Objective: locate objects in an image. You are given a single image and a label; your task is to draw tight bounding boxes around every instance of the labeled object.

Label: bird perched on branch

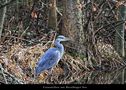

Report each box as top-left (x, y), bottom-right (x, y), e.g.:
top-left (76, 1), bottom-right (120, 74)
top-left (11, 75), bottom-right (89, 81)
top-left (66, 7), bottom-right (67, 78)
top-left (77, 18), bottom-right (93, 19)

top-left (35, 35), bottom-right (70, 76)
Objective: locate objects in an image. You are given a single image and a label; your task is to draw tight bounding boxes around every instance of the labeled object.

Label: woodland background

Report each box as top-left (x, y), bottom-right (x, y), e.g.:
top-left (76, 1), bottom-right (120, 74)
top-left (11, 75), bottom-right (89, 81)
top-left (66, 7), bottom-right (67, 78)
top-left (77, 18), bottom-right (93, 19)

top-left (0, 0), bottom-right (126, 84)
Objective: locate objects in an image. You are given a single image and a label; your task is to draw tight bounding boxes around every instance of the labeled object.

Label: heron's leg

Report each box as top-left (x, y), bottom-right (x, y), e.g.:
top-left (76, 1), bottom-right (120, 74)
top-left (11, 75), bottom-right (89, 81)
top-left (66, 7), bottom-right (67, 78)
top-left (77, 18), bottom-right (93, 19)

top-left (44, 68), bottom-right (53, 81)
top-left (47, 68), bottom-right (53, 75)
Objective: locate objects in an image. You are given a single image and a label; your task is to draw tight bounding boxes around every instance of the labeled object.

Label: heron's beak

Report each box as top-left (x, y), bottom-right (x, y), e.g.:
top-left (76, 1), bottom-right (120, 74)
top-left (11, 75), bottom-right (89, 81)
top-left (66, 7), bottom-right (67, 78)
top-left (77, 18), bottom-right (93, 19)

top-left (64, 37), bottom-right (71, 41)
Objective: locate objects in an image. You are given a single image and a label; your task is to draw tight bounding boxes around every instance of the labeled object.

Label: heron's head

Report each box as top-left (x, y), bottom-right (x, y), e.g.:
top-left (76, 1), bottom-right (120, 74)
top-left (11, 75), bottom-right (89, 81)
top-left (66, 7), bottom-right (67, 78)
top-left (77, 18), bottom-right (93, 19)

top-left (56, 35), bottom-right (70, 42)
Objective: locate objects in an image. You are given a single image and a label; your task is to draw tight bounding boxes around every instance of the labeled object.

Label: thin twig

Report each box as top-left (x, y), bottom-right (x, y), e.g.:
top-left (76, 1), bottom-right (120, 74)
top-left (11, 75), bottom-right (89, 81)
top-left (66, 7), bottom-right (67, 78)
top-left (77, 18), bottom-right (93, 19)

top-left (0, 63), bottom-right (25, 84)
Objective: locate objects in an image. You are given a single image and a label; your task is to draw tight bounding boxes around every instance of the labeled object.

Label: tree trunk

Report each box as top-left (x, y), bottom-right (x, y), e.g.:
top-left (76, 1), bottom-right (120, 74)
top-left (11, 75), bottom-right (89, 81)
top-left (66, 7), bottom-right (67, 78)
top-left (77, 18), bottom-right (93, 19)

top-left (115, 5), bottom-right (126, 57)
top-left (61, 0), bottom-right (85, 55)
top-left (48, 0), bottom-right (57, 31)
top-left (0, 0), bottom-right (7, 40)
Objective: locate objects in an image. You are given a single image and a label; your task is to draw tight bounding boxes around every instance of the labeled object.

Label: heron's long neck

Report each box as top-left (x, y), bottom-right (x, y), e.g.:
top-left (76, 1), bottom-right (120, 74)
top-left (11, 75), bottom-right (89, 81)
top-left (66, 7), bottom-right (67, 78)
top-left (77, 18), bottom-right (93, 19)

top-left (54, 40), bottom-right (64, 57)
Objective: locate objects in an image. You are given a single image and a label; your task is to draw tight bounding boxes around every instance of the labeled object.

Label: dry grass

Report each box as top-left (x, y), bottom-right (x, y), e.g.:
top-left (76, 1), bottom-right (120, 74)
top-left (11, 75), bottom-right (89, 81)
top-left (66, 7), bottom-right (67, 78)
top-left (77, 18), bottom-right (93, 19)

top-left (0, 42), bottom-right (88, 84)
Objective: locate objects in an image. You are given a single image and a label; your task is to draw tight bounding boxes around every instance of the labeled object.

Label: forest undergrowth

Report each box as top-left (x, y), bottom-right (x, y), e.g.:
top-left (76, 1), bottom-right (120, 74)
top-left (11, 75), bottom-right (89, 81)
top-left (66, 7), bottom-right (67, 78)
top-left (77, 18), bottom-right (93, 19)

top-left (0, 33), bottom-right (126, 84)
top-left (0, 0), bottom-right (126, 84)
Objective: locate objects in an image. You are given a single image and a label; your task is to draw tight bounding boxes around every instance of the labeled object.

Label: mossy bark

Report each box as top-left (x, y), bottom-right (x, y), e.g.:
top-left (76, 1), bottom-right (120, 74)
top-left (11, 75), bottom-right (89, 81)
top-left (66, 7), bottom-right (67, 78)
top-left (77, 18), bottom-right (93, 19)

top-left (115, 5), bottom-right (126, 57)
top-left (61, 0), bottom-right (85, 55)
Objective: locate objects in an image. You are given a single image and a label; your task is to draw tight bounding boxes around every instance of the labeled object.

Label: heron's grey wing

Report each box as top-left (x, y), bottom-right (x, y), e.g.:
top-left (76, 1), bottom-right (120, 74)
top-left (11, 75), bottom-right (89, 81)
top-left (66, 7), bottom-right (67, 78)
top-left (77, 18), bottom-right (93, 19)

top-left (41, 49), bottom-right (61, 68)
top-left (35, 48), bottom-right (61, 75)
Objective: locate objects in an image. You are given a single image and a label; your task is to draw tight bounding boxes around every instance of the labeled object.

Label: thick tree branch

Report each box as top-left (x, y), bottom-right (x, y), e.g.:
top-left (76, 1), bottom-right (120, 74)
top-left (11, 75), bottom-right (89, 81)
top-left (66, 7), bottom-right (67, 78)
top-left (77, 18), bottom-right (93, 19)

top-left (0, 0), bottom-right (16, 9)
